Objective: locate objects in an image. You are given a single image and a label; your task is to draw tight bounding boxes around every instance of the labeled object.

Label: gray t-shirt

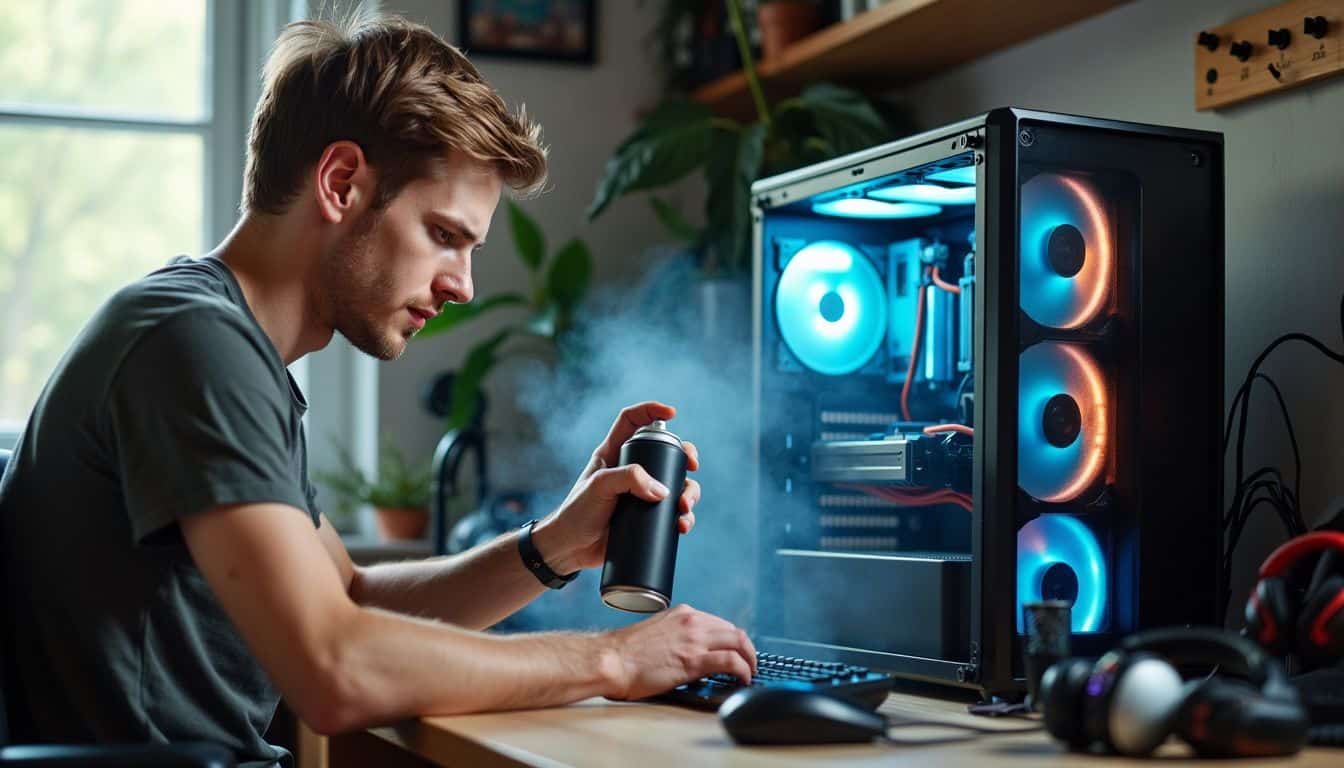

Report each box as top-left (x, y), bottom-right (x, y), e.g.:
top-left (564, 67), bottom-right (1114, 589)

top-left (0, 256), bottom-right (320, 767)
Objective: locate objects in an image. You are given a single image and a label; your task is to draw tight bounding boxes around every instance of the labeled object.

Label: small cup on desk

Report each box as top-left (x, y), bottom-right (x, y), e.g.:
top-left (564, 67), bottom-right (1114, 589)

top-left (1023, 600), bottom-right (1072, 712)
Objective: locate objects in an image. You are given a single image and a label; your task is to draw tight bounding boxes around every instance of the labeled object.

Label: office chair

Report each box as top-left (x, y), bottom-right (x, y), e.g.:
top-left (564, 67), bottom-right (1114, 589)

top-left (0, 448), bottom-right (235, 767)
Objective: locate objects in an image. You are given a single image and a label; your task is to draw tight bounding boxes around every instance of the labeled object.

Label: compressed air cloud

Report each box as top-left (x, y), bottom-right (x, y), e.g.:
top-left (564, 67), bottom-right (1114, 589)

top-left (501, 249), bottom-right (759, 632)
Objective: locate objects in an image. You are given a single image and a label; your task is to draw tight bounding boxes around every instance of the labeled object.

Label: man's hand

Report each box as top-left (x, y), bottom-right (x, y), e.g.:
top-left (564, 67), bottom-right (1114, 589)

top-left (533, 401), bottom-right (701, 573)
top-left (600, 604), bottom-right (757, 700)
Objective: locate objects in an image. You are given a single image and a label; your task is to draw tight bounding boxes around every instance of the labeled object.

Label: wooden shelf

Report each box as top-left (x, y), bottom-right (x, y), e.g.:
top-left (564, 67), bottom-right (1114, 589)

top-left (693, 0), bottom-right (1131, 119)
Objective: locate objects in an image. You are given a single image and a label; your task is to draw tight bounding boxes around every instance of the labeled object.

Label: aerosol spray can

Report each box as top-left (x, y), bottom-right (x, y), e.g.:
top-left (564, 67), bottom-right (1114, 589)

top-left (600, 420), bottom-right (688, 613)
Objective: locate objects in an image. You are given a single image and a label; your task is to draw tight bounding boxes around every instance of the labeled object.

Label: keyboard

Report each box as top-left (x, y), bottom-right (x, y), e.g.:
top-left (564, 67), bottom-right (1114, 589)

top-left (652, 652), bottom-right (896, 711)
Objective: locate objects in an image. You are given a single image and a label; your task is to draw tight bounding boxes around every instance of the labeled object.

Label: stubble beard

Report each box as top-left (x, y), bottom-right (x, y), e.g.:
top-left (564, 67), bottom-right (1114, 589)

top-left (320, 208), bottom-right (405, 361)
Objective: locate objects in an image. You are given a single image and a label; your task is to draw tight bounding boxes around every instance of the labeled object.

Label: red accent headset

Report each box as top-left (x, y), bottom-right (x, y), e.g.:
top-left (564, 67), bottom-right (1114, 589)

top-left (1245, 531), bottom-right (1344, 664)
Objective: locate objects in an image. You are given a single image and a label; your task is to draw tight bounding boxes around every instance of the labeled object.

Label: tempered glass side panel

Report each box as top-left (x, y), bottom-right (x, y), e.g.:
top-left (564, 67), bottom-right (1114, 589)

top-left (754, 149), bottom-right (980, 669)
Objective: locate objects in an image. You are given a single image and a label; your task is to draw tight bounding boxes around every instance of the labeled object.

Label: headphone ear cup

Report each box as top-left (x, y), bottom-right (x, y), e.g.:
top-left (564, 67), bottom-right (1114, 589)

top-left (1246, 577), bottom-right (1295, 654)
top-left (1296, 574), bottom-right (1344, 663)
top-left (1177, 678), bottom-right (1310, 757)
top-left (1041, 658), bottom-right (1094, 749)
top-left (1177, 678), bottom-right (1251, 756)
top-left (1102, 654), bottom-right (1185, 756)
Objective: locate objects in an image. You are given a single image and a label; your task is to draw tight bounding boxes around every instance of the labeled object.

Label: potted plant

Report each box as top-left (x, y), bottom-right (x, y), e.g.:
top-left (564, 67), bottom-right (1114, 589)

top-left (317, 441), bottom-right (433, 541)
top-left (588, 0), bottom-right (905, 281)
top-left (413, 200), bottom-right (592, 431)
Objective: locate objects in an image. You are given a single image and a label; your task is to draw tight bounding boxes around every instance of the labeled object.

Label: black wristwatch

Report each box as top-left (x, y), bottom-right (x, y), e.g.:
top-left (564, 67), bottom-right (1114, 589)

top-left (518, 519), bottom-right (580, 589)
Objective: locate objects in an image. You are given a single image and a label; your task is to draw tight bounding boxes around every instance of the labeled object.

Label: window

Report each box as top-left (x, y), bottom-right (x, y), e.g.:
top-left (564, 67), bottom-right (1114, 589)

top-left (0, 1), bottom-right (313, 448)
top-left (0, 2), bottom-right (373, 521)
top-left (0, 1), bottom-right (212, 442)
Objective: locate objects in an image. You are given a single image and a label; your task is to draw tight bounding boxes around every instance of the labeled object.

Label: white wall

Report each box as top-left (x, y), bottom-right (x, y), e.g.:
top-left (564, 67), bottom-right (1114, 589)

top-left (374, 0), bottom-right (682, 491)
top-left (892, 0), bottom-right (1344, 621)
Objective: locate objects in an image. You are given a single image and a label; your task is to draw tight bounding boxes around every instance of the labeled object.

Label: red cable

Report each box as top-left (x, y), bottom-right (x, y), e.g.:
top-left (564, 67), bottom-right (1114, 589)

top-left (923, 424), bottom-right (974, 437)
top-left (900, 269), bottom-right (929, 422)
top-left (931, 265), bottom-right (961, 294)
top-left (842, 484), bottom-right (973, 513)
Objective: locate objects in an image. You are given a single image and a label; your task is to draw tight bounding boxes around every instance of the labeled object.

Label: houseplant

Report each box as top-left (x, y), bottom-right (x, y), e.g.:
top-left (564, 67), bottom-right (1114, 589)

top-left (588, 0), bottom-right (903, 278)
top-left (414, 200), bottom-right (592, 430)
top-left (316, 440), bottom-right (434, 541)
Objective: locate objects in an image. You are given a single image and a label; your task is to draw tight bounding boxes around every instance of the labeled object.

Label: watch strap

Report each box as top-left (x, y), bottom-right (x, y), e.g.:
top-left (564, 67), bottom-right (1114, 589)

top-left (518, 519), bottom-right (579, 589)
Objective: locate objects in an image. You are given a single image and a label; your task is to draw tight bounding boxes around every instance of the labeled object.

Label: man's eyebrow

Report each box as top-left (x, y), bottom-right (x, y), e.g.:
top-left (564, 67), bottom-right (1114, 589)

top-left (431, 213), bottom-right (486, 247)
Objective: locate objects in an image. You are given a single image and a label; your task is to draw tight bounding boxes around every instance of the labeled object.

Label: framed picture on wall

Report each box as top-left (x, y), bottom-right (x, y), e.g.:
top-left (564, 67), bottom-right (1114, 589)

top-left (458, 1), bottom-right (597, 64)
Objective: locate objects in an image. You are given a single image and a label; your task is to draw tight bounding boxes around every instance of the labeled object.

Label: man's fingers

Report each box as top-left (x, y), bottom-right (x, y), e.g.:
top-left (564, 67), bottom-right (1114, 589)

top-left (694, 651), bottom-right (753, 685)
top-left (677, 510), bottom-right (695, 534)
top-left (677, 478), bottom-right (700, 513)
top-left (595, 401), bottom-right (677, 465)
top-left (698, 616), bottom-right (755, 674)
top-left (592, 465), bottom-right (668, 502)
top-left (704, 626), bottom-right (750, 654)
top-left (681, 440), bottom-right (700, 472)
top-left (738, 629), bottom-right (758, 674)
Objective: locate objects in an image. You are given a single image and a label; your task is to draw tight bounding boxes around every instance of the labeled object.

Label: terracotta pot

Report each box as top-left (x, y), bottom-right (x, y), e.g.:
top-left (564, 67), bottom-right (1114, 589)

top-left (757, 1), bottom-right (821, 62)
top-left (375, 506), bottom-right (429, 540)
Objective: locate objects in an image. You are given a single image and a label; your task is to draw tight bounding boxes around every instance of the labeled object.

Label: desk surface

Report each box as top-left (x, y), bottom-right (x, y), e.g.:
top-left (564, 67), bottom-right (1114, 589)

top-left (355, 689), bottom-right (1339, 768)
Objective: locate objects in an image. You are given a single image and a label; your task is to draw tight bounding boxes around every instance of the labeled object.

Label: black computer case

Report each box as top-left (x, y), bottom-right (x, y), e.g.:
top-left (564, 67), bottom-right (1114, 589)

top-left (750, 108), bottom-right (1224, 696)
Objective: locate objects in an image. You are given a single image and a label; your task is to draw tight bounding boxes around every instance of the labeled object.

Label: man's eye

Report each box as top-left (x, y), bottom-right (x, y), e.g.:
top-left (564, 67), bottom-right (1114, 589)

top-left (435, 226), bottom-right (454, 245)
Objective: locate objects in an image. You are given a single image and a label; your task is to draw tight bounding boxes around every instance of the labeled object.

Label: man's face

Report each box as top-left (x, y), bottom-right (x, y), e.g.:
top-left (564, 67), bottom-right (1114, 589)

top-left (320, 153), bottom-right (501, 360)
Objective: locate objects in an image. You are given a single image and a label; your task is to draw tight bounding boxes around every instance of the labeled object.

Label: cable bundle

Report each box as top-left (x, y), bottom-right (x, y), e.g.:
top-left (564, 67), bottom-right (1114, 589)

top-left (1221, 294), bottom-right (1344, 617)
top-left (841, 483), bottom-right (972, 513)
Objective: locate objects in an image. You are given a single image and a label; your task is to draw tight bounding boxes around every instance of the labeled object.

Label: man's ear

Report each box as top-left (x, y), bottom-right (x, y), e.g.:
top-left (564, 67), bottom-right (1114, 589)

top-left (313, 140), bottom-right (374, 224)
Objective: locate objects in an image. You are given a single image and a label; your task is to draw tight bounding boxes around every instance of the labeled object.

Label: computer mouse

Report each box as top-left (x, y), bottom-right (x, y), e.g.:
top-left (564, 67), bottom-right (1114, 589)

top-left (718, 687), bottom-right (888, 745)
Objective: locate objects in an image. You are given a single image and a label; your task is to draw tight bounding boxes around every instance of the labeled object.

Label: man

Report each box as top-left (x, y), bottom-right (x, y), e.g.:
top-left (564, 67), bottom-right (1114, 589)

top-left (0, 12), bottom-right (755, 767)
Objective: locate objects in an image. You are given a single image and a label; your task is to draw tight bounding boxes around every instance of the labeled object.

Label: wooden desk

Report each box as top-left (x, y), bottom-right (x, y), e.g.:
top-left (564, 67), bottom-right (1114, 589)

top-left (328, 689), bottom-right (1340, 767)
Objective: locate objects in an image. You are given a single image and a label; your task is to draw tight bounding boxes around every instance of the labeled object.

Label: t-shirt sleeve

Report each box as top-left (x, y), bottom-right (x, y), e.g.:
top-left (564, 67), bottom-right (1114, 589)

top-left (105, 306), bottom-right (312, 544)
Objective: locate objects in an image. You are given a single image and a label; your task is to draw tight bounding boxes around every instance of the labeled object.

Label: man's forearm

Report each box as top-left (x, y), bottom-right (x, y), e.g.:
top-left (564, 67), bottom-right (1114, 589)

top-left (350, 516), bottom-right (579, 629)
top-left (315, 604), bottom-right (618, 733)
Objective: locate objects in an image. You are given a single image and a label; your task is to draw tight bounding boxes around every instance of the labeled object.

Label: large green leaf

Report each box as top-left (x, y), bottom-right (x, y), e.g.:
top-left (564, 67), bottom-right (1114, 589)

top-left (705, 122), bottom-right (765, 274)
top-left (507, 200), bottom-right (545, 272)
top-left (796, 83), bottom-right (889, 157)
top-left (546, 238), bottom-right (592, 315)
top-left (649, 196), bottom-right (699, 242)
top-left (449, 329), bottom-right (512, 430)
top-left (586, 99), bottom-right (714, 220)
top-left (415, 293), bottom-right (526, 340)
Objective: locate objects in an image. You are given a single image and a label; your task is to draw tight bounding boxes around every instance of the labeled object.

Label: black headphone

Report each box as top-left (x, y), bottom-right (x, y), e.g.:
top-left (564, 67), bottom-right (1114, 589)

top-left (1039, 626), bottom-right (1310, 758)
top-left (1245, 531), bottom-right (1344, 666)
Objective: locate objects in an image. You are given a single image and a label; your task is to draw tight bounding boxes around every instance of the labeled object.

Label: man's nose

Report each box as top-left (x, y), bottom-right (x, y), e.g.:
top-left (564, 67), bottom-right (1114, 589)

top-left (433, 269), bottom-right (473, 306)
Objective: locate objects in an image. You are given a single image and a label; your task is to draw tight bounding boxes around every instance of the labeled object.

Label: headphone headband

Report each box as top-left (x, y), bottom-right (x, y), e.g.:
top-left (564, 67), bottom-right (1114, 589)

top-left (1260, 531), bottom-right (1344, 579)
top-left (1120, 626), bottom-right (1276, 687)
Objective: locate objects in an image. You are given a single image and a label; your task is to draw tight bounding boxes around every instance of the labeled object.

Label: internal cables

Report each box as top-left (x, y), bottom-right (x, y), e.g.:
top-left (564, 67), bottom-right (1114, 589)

top-left (900, 267), bottom-right (930, 422)
top-left (902, 265), bottom-right (964, 422)
top-left (841, 483), bottom-right (973, 513)
top-left (1219, 293), bottom-right (1344, 618)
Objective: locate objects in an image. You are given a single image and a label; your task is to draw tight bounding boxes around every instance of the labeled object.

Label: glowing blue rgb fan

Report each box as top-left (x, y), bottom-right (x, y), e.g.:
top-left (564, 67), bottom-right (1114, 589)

top-left (1018, 342), bottom-right (1108, 503)
top-left (1017, 514), bottom-right (1108, 633)
top-left (775, 240), bottom-right (887, 376)
top-left (1019, 173), bottom-right (1112, 329)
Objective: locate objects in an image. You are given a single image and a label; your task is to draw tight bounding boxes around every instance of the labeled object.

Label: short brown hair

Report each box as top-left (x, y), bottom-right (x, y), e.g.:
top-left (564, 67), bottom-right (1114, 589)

top-left (242, 11), bottom-right (548, 214)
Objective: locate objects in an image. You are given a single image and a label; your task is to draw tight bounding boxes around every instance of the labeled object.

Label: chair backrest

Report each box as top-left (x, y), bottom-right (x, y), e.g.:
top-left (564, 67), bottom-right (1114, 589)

top-left (0, 447), bottom-right (10, 745)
